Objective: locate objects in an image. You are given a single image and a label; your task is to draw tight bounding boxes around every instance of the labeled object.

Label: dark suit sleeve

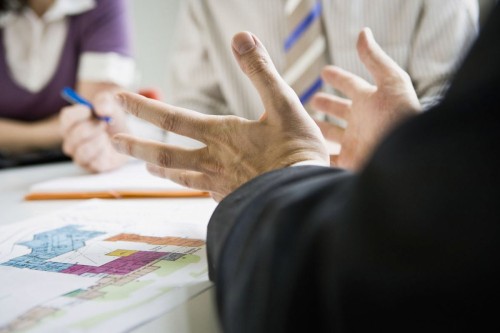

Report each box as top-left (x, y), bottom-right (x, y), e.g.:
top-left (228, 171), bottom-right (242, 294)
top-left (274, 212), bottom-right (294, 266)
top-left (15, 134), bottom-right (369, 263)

top-left (207, 5), bottom-right (500, 333)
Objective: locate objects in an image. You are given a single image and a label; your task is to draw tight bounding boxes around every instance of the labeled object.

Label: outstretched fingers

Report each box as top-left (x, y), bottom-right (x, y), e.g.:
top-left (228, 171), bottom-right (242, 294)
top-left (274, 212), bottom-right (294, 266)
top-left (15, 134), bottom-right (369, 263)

top-left (311, 92), bottom-right (351, 120)
top-left (147, 164), bottom-right (225, 201)
top-left (116, 92), bottom-right (212, 142)
top-left (315, 119), bottom-right (345, 144)
top-left (231, 31), bottom-right (302, 120)
top-left (112, 134), bottom-right (209, 173)
top-left (357, 27), bottom-right (407, 86)
top-left (321, 65), bottom-right (373, 100)
top-left (147, 164), bottom-right (212, 191)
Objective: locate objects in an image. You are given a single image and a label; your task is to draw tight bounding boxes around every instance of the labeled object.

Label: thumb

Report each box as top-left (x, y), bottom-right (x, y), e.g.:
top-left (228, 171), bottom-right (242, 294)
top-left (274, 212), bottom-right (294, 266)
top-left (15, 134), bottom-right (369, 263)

top-left (232, 31), bottom-right (300, 119)
top-left (357, 28), bottom-right (404, 86)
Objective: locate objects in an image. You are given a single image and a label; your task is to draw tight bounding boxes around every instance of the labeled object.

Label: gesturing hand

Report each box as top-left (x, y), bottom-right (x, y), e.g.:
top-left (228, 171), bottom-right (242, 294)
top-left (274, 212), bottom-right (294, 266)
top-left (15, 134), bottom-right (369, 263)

top-left (312, 28), bottom-right (421, 170)
top-left (112, 32), bottom-right (329, 201)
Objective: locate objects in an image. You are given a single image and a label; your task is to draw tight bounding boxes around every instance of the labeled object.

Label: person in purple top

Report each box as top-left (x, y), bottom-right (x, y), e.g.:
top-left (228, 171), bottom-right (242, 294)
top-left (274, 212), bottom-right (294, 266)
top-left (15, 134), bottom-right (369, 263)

top-left (0, 0), bottom-right (134, 171)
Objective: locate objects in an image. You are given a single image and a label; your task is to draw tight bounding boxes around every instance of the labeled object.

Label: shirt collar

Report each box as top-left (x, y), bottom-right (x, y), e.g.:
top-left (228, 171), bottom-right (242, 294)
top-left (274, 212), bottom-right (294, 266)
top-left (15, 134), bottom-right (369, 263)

top-left (0, 0), bottom-right (96, 27)
top-left (0, 12), bottom-right (14, 27)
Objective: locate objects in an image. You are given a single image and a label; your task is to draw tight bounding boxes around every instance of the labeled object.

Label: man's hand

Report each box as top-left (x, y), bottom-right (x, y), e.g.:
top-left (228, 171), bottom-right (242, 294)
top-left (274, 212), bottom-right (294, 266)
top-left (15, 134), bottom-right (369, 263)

top-left (112, 32), bottom-right (329, 202)
top-left (60, 93), bottom-right (130, 173)
top-left (312, 28), bottom-right (421, 170)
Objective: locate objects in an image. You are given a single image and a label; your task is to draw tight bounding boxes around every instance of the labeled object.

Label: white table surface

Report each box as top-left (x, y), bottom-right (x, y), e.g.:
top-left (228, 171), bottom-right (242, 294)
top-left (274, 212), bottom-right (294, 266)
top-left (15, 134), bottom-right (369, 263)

top-left (0, 162), bottom-right (221, 333)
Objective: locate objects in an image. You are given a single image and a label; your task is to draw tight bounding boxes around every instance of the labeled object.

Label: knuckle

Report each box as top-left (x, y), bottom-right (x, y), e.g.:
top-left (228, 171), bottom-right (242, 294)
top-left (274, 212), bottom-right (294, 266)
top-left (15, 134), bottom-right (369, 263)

top-left (74, 154), bottom-right (87, 167)
top-left (157, 150), bottom-right (172, 167)
top-left (123, 139), bottom-right (133, 155)
top-left (177, 171), bottom-right (193, 188)
top-left (244, 53), bottom-right (271, 77)
top-left (62, 141), bottom-right (73, 155)
top-left (159, 114), bottom-right (178, 132)
top-left (59, 107), bottom-right (71, 123)
top-left (399, 70), bottom-right (412, 83)
top-left (88, 162), bottom-right (102, 174)
top-left (86, 147), bottom-right (106, 172)
top-left (114, 137), bottom-right (132, 155)
top-left (196, 149), bottom-right (220, 174)
top-left (59, 107), bottom-right (80, 132)
top-left (124, 97), bottom-right (143, 118)
top-left (88, 160), bottom-right (100, 173)
top-left (212, 161), bottom-right (225, 176)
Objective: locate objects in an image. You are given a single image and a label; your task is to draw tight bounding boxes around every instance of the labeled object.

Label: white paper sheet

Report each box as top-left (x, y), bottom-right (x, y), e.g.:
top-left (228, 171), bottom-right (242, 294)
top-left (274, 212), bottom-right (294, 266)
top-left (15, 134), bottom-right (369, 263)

top-left (27, 161), bottom-right (192, 193)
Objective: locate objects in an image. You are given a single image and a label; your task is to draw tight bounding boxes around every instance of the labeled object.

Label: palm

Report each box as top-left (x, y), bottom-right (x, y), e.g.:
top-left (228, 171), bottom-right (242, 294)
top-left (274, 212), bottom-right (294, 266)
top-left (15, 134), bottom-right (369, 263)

top-left (313, 29), bottom-right (420, 170)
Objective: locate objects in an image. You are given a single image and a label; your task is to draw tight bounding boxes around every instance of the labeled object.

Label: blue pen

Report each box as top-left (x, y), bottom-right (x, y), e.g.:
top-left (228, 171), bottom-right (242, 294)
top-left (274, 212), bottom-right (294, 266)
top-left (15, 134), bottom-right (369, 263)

top-left (61, 87), bottom-right (112, 123)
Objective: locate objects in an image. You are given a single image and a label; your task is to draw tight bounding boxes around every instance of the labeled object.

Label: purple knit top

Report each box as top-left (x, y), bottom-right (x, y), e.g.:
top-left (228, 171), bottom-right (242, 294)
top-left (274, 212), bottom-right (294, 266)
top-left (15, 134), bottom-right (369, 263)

top-left (0, 0), bottom-right (132, 122)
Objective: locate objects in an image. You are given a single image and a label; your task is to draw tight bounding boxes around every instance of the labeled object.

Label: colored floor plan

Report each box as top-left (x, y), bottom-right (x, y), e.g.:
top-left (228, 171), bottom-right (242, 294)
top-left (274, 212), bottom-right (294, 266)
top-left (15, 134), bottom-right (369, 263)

top-left (0, 199), bottom-right (216, 333)
top-left (2, 225), bottom-right (105, 273)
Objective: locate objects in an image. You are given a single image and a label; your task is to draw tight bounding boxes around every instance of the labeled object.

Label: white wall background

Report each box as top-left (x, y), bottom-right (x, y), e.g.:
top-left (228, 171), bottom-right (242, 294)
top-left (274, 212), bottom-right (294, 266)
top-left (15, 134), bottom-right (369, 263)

top-left (126, 0), bottom-right (182, 100)
top-left (125, 0), bottom-right (203, 146)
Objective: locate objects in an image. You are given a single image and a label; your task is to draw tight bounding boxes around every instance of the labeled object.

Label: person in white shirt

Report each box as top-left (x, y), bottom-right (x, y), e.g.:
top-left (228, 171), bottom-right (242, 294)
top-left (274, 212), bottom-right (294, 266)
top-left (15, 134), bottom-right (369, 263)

top-left (169, 0), bottom-right (478, 118)
top-left (164, 0), bottom-right (479, 167)
top-left (63, 0), bottom-right (479, 173)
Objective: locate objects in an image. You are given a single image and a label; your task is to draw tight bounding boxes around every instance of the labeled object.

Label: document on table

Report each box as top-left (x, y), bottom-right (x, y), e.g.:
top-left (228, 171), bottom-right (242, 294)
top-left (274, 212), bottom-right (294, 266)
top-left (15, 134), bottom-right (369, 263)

top-left (0, 199), bottom-right (218, 333)
top-left (25, 161), bottom-right (208, 200)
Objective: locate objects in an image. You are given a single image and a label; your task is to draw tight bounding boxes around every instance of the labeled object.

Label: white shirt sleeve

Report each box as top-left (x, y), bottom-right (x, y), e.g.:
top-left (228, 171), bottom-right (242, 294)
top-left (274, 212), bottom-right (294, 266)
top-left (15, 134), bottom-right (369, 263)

top-left (409, 0), bottom-right (479, 109)
top-left (77, 52), bottom-right (135, 87)
top-left (290, 160), bottom-right (330, 167)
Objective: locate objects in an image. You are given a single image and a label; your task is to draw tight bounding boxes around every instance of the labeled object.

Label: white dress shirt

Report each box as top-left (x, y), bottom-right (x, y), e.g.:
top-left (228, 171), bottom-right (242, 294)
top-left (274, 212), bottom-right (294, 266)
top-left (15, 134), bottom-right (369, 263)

top-left (168, 0), bottom-right (479, 120)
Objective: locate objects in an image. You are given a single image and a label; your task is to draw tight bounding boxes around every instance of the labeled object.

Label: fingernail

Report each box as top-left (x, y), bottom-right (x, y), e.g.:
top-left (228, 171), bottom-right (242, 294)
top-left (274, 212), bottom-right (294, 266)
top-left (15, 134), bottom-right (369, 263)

top-left (233, 32), bottom-right (256, 55)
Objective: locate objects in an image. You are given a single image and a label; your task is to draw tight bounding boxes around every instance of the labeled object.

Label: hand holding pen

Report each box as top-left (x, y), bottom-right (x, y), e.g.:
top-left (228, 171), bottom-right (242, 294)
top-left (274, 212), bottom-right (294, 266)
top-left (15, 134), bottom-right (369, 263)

top-left (59, 88), bottom-right (130, 173)
top-left (59, 87), bottom-right (162, 173)
top-left (61, 87), bottom-right (112, 123)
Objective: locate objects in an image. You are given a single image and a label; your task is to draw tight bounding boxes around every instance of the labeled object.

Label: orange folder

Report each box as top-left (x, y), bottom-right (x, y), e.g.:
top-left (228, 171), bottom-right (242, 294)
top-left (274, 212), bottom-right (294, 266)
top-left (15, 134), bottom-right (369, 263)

top-left (25, 190), bottom-right (209, 200)
top-left (24, 163), bottom-right (210, 201)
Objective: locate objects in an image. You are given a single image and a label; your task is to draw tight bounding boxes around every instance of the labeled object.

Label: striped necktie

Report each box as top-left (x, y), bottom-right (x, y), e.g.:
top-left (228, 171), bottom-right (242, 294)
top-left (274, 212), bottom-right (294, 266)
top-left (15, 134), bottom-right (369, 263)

top-left (283, 0), bottom-right (329, 116)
